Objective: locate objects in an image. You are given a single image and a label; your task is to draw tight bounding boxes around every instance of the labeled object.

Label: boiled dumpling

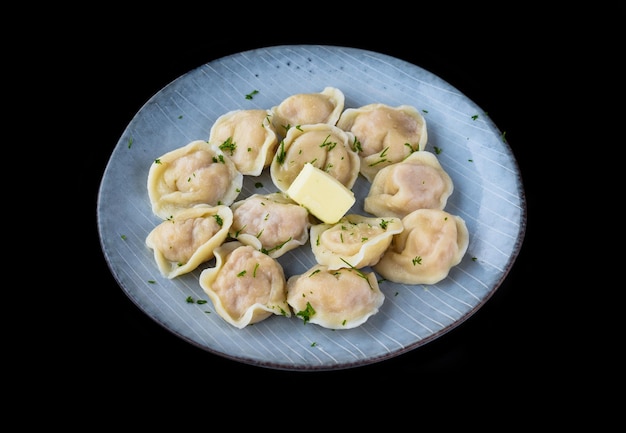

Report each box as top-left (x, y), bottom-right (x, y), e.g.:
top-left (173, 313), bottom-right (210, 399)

top-left (229, 192), bottom-right (311, 258)
top-left (364, 151), bottom-right (453, 218)
top-left (270, 123), bottom-right (360, 193)
top-left (208, 109), bottom-right (279, 176)
top-left (310, 214), bottom-right (403, 270)
top-left (145, 204), bottom-right (233, 279)
top-left (374, 208), bottom-right (469, 285)
top-left (271, 87), bottom-right (344, 137)
top-left (199, 241), bottom-right (291, 329)
top-left (336, 103), bottom-right (428, 182)
top-left (286, 264), bottom-right (384, 329)
top-left (147, 139), bottom-right (243, 220)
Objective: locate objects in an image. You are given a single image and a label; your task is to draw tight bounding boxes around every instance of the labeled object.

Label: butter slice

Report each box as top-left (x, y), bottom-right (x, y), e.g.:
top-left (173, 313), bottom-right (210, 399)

top-left (287, 163), bottom-right (355, 224)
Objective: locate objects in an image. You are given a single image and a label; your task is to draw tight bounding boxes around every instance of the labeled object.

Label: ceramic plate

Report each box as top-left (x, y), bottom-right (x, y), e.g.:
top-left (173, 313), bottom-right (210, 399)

top-left (98, 45), bottom-right (526, 371)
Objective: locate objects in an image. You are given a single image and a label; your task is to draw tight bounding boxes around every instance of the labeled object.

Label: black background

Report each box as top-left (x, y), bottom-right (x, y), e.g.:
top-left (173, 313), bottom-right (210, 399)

top-left (71, 3), bottom-right (620, 418)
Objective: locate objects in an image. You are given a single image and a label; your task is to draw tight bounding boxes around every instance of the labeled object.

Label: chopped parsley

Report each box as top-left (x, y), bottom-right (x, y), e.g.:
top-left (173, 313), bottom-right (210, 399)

top-left (296, 302), bottom-right (316, 324)
top-left (276, 140), bottom-right (286, 164)
top-left (320, 134), bottom-right (337, 151)
top-left (261, 237), bottom-right (292, 255)
top-left (219, 137), bottom-right (236, 155)
top-left (369, 147), bottom-right (390, 167)
top-left (351, 136), bottom-right (362, 153)
top-left (404, 142), bottom-right (419, 153)
top-left (339, 259), bottom-right (373, 289)
top-left (186, 296), bottom-right (208, 305)
top-left (245, 90), bottom-right (259, 100)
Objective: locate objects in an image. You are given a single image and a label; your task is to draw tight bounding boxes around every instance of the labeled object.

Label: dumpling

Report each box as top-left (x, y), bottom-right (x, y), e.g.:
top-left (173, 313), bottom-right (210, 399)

top-left (199, 241), bottom-right (291, 329)
top-left (208, 109), bottom-right (279, 176)
top-left (147, 139), bottom-right (243, 220)
top-left (286, 264), bottom-right (384, 329)
top-left (145, 204), bottom-right (233, 279)
top-left (270, 123), bottom-right (360, 193)
top-left (310, 214), bottom-right (403, 270)
top-left (229, 192), bottom-right (311, 258)
top-left (336, 103), bottom-right (428, 182)
top-left (373, 208), bottom-right (469, 285)
top-left (271, 87), bottom-right (344, 137)
top-left (364, 151), bottom-right (454, 218)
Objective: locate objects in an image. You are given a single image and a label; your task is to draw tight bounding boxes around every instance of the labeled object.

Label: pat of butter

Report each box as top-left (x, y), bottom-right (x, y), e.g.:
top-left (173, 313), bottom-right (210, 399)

top-left (287, 163), bottom-right (355, 224)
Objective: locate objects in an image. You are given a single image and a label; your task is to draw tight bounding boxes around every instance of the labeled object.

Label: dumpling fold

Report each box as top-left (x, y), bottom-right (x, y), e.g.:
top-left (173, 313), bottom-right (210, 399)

top-left (373, 208), bottom-right (469, 285)
top-left (271, 86), bottom-right (345, 137)
top-left (364, 150), bottom-right (453, 218)
top-left (229, 192), bottom-right (311, 258)
top-left (145, 204), bottom-right (233, 279)
top-left (310, 214), bottom-right (403, 270)
top-left (208, 109), bottom-right (279, 176)
top-left (270, 123), bottom-right (360, 193)
top-left (199, 241), bottom-right (291, 329)
top-left (147, 139), bottom-right (243, 219)
top-left (287, 264), bottom-right (384, 329)
top-left (336, 103), bottom-right (428, 182)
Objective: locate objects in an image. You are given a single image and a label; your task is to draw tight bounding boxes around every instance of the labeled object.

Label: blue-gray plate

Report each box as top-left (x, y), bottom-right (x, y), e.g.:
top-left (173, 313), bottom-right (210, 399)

top-left (97, 45), bottom-right (526, 371)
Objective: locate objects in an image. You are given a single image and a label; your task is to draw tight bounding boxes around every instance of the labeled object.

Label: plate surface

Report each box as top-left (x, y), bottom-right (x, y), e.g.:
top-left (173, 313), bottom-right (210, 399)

top-left (98, 45), bottom-right (526, 371)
